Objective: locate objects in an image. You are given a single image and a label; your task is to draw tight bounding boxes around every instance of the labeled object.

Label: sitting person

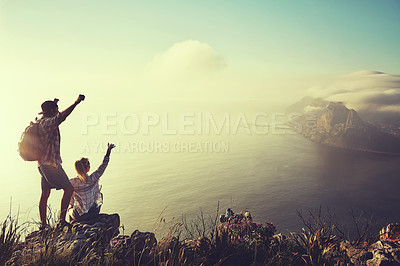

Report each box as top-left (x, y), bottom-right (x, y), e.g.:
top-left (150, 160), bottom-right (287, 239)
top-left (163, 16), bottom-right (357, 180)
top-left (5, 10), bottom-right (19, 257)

top-left (69, 143), bottom-right (115, 222)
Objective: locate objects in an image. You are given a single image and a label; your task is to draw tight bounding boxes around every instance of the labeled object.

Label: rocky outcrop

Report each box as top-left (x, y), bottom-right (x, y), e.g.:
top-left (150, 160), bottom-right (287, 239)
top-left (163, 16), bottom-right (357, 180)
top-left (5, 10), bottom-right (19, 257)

top-left (291, 102), bottom-right (400, 154)
top-left (381, 224), bottom-right (400, 242)
top-left (6, 214), bottom-right (121, 265)
top-left (5, 210), bottom-right (277, 265)
top-left (340, 223), bottom-right (400, 266)
top-left (5, 210), bottom-right (400, 265)
top-left (5, 213), bottom-right (169, 265)
top-left (339, 224), bottom-right (400, 265)
top-left (109, 230), bottom-right (158, 265)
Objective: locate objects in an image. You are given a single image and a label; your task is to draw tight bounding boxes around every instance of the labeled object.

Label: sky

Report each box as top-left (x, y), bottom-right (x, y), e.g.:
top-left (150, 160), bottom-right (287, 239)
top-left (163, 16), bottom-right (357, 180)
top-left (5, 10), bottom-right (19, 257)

top-left (0, 1), bottom-right (399, 188)
top-left (0, 0), bottom-right (399, 229)
top-left (0, 1), bottom-right (398, 145)
top-left (0, 1), bottom-right (399, 106)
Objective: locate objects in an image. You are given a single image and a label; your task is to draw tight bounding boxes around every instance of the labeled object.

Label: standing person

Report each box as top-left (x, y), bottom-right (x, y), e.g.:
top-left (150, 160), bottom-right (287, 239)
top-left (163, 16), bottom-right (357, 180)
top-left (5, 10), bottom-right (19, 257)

top-left (38, 94), bottom-right (85, 229)
top-left (69, 143), bottom-right (115, 222)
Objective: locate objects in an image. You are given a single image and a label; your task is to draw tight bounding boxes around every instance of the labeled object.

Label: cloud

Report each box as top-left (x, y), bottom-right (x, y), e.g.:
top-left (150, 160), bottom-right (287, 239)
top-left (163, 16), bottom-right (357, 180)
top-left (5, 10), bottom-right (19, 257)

top-left (307, 70), bottom-right (400, 114)
top-left (303, 105), bottom-right (323, 113)
top-left (363, 90), bottom-right (400, 106)
top-left (137, 39), bottom-right (228, 100)
top-left (144, 39), bottom-right (226, 83)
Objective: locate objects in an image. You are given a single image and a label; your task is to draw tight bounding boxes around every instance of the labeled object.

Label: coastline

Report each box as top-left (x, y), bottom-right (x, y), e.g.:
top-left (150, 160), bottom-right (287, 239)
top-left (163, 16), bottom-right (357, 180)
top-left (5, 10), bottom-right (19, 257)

top-left (287, 123), bottom-right (400, 156)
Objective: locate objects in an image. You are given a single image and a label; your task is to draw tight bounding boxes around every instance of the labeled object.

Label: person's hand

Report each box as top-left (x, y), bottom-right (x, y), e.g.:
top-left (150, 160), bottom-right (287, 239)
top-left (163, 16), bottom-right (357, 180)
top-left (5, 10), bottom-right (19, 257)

top-left (75, 94), bottom-right (85, 104)
top-left (106, 143), bottom-right (115, 157)
top-left (107, 143), bottom-right (116, 151)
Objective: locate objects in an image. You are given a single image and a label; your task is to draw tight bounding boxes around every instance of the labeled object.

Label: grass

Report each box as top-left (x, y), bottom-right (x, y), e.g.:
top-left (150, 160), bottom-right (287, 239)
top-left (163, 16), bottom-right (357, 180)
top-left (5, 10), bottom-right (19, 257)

top-left (1, 204), bottom-right (381, 265)
top-left (0, 214), bottom-right (21, 265)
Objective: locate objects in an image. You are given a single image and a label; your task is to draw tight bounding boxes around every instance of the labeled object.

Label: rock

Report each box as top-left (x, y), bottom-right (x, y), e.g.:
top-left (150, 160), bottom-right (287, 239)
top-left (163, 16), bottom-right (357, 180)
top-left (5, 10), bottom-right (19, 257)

top-left (380, 224), bottom-right (400, 242)
top-left (6, 213), bottom-right (120, 265)
top-left (244, 211), bottom-right (252, 222)
top-left (130, 230), bottom-right (157, 251)
top-left (366, 250), bottom-right (393, 266)
top-left (371, 241), bottom-right (385, 250)
top-left (340, 240), bottom-right (371, 264)
top-left (7, 211), bottom-right (400, 266)
top-left (365, 238), bottom-right (400, 266)
top-left (108, 230), bottom-right (157, 265)
top-left (392, 250), bottom-right (400, 263)
top-left (219, 208), bottom-right (253, 223)
top-left (110, 235), bottom-right (131, 248)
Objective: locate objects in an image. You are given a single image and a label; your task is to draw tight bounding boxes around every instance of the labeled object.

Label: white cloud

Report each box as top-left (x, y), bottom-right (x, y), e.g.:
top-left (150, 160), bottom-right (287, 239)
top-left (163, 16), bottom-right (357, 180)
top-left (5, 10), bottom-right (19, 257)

top-left (307, 70), bottom-right (400, 113)
top-left (137, 39), bottom-right (228, 101)
top-left (144, 39), bottom-right (226, 84)
top-left (303, 105), bottom-right (323, 113)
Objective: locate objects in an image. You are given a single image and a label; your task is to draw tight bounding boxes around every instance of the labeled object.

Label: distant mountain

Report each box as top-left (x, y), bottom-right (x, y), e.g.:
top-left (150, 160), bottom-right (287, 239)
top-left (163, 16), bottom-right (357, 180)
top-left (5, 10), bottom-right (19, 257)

top-left (290, 102), bottom-right (400, 154)
top-left (287, 70), bottom-right (400, 134)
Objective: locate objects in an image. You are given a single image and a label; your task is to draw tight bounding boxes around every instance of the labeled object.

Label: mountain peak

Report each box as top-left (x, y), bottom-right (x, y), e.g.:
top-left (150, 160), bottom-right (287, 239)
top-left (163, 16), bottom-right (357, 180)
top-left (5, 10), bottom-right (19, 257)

top-left (345, 109), bottom-right (364, 128)
top-left (290, 101), bottom-right (400, 154)
top-left (326, 101), bottom-right (347, 110)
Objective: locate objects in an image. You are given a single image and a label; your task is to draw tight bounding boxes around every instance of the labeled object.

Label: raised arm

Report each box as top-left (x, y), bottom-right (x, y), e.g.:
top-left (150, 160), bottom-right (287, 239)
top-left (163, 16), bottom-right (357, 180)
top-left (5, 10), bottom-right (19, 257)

top-left (88, 143), bottom-right (115, 183)
top-left (105, 143), bottom-right (115, 157)
top-left (60, 94), bottom-right (85, 121)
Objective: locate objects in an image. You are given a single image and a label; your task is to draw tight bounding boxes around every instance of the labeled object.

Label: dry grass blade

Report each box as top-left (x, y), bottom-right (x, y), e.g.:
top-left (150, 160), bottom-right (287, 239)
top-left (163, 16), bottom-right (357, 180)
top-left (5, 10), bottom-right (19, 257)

top-left (0, 202), bottom-right (22, 265)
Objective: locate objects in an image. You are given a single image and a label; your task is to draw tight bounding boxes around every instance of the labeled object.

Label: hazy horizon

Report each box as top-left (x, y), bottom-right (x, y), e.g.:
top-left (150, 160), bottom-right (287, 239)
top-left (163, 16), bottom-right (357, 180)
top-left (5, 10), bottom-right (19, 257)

top-left (1, 1), bottom-right (400, 229)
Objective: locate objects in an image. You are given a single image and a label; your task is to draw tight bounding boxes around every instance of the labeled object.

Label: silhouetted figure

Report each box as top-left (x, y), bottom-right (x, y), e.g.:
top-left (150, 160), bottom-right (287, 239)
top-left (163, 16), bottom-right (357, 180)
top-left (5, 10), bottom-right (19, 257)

top-left (69, 143), bottom-right (115, 222)
top-left (37, 95), bottom-right (85, 229)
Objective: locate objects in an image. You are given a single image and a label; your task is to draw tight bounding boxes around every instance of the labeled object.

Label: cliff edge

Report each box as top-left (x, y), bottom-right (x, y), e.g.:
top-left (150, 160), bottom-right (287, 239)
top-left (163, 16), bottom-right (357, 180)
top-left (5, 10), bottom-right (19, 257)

top-left (5, 211), bottom-right (400, 265)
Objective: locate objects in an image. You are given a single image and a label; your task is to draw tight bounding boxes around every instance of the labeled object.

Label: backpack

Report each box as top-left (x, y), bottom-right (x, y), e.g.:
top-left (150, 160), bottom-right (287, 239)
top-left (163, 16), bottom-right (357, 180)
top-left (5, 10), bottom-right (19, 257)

top-left (18, 119), bottom-right (44, 161)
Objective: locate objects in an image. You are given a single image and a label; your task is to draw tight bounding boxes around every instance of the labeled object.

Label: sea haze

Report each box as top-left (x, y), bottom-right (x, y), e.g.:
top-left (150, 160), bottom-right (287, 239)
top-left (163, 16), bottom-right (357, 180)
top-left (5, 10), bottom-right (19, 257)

top-left (97, 131), bottom-right (400, 236)
top-left (2, 103), bottom-right (400, 237)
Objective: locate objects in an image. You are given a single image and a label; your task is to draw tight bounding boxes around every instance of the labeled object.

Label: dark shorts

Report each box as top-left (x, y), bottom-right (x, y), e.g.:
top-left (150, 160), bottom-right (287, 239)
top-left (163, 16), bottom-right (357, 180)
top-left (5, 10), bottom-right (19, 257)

top-left (71, 203), bottom-right (101, 222)
top-left (38, 164), bottom-right (72, 190)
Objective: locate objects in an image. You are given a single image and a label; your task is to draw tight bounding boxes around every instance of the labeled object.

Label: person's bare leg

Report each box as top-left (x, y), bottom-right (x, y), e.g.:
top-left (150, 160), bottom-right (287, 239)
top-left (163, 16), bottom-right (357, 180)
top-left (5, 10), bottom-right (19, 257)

top-left (59, 185), bottom-right (74, 222)
top-left (39, 189), bottom-right (51, 227)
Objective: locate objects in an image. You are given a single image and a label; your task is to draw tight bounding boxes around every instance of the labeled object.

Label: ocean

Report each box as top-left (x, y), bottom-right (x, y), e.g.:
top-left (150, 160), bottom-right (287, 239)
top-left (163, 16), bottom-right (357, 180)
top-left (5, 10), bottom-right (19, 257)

top-left (2, 105), bottom-right (400, 239)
